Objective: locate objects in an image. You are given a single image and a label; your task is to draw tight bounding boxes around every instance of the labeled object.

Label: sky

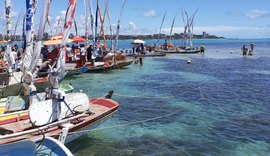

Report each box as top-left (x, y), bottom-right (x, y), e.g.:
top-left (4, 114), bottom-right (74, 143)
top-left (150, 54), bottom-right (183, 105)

top-left (1, 0), bottom-right (270, 39)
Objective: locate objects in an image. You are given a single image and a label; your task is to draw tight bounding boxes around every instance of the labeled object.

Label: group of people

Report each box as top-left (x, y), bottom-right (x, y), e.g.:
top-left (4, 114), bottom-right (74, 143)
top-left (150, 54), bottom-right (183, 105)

top-left (40, 43), bottom-right (99, 69)
top-left (0, 44), bottom-right (23, 72)
top-left (241, 42), bottom-right (254, 56)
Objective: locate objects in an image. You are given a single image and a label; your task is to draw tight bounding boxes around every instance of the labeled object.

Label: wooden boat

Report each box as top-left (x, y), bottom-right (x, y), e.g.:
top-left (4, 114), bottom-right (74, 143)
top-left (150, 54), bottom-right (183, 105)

top-left (114, 59), bottom-right (133, 68)
top-left (0, 136), bottom-right (73, 155)
top-left (155, 47), bottom-right (200, 54)
top-left (0, 97), bottom-right (119, 145)
top-left (83, 61), bottom-right (114, 73)
top-left (127, 51), bottom-right (166, 57)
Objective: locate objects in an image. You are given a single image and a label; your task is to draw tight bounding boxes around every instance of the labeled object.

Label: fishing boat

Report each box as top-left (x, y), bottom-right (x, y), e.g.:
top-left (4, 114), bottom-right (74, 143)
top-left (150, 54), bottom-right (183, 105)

top-left (0, 136), bottom-right (73, 155)
top-left (0, 95), bottom-right (119, 145)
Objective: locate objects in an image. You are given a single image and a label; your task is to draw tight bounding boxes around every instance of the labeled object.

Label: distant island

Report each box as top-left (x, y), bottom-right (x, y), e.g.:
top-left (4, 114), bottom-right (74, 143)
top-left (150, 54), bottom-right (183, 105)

top-left (115, 33), bottom-right (225, 40)
top-left (0, 32), bottom-right (225, 42)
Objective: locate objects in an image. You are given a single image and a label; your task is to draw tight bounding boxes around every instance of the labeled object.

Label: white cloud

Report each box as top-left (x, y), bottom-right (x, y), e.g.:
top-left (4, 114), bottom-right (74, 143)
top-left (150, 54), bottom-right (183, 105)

top-left (245, 9), bottom-right (270, 19)
top-left (143, 10), bottom-right (156, 18)
top-left (129, 22), bottom-right (137, 30)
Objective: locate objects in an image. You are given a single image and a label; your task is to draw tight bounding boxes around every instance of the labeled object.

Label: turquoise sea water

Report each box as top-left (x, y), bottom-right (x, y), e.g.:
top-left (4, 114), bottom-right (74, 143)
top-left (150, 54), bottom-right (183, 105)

top-left (63, 39), bottom-right (270, 155)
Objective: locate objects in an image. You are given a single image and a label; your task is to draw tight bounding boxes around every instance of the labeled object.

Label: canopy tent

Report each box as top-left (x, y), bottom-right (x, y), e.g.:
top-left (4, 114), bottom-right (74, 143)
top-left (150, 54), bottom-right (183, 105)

top-left (43, 38), bottom-right (73, 45)
top-left (48, 34), bottom-right (63, 40)
top-left (71, 36), bottom-right (86, 43)
top-left (131, 39), bottom-right (145, 44)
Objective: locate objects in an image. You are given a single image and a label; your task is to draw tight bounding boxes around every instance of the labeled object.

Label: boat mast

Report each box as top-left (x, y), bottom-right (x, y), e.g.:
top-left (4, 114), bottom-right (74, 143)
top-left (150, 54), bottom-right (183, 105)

top-left (156, 10), bottom-right (167, 48)
top-left (84, 0), bottom-right (88, 45)
top-left (89, 0), bottom-right (95, 43)
top-left (97, 0), bottom-right (106, 50)
top-left (104, 0), bottom-right (113, 50)
top-left (169, 13), bottom-right (177, 43)
top-left (113, 0), bottom-right (126, 51)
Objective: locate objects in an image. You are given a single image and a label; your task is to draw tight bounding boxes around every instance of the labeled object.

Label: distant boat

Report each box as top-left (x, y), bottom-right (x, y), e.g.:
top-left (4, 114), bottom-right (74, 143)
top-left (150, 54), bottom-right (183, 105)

top-left (155, 9), bottom-right (201, 54)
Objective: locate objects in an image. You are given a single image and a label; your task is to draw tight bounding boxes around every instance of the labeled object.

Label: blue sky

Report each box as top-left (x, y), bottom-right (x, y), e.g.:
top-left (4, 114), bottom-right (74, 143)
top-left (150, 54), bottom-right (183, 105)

top-left (1, 0), bottom-right (270, 38)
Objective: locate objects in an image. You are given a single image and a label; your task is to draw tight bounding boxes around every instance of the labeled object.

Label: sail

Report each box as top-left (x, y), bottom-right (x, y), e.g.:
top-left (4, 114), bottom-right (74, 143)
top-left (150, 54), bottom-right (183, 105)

top-left (156, 10), bottom-right (167, 47)
top-left (5, 0), bottom-right (13, 69)
top-left (169, 14), bottom-right (177, 42)
top-left (84, 0), bottom-right (88, 45)
top-left (54, 0), bottom-right (77, 85)
top-left (22, 0), bottom-right (36, 72)
top-left (113, 0), bottom-right (126, 51)
top-left (104, 0), bottom-right (113, 49)
top-left (89, 0), bottom-right (95, 42)
top-left (97, 1), bottom-right (106, 50)
top-left (5, 0), bottom-right (12, 41)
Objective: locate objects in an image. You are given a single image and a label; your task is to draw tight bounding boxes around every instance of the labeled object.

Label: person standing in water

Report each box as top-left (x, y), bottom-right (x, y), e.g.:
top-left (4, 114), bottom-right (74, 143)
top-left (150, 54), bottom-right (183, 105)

top-left (199, 44), bottom-right (205, 54)
top-left (250, 42), bottom-right (254, 55)
top-left (241, 44), bottom-right (248, 56)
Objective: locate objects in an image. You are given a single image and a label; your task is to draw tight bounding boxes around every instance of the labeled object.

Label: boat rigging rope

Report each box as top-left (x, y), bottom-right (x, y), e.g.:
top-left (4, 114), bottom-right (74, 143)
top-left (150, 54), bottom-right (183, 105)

top-left (66, 108), bottom-right (184, 135)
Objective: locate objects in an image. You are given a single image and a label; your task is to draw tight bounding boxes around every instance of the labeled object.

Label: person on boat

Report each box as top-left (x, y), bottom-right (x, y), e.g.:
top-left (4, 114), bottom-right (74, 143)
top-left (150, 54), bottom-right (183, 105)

top-left (39, 59), bottom-right (52, 72)
top-left (41, 45), bottom-right (49, 62)
top-left (87, 44), bottom-right (93, 63)
top-left (241, 44), bottom-right (248, 56)
top-left (164, 39), bottom-right (168, 50)
top-left (80, 44), bottom-right (86, 65)
top-left (0, 52), bottom-right (6, 72)
top-left (66, 45), bottom-right (73, 63)
top-left (11, 47), bottom-right (17, 70)
top-left (199, 44), bottom-right (205, 54)
top-left (50, 45), bottom-right (60, 65)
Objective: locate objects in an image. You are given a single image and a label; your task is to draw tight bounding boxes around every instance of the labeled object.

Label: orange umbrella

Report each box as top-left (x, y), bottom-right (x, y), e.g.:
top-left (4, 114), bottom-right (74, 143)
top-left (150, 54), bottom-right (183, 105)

top-left (43, 38), bottom-right (73, 45)
top-left (72, 36), bottom-right (86, 42)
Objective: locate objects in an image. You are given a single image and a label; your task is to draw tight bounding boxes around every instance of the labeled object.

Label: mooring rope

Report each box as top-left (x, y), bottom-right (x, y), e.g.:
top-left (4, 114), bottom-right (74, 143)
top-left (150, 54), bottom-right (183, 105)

top-left (113, 93), bottom-right (175, 99)
top-left (66, 108), bottom-right (184, 135)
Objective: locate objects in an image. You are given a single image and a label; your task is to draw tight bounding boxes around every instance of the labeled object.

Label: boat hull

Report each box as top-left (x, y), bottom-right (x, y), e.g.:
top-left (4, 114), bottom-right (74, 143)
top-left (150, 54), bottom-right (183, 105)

top-left (0, 98), bottom-right (119, 145)
top-left (155, 49), bottom-right (200, 54)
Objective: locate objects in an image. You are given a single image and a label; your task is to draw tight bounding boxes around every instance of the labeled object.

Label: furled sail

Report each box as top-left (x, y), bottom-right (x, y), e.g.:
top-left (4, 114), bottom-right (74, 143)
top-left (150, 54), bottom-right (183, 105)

top-left (5, 0), bottom-right (13, 71)
top-left (50, 0), bottom-right (77, 88)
